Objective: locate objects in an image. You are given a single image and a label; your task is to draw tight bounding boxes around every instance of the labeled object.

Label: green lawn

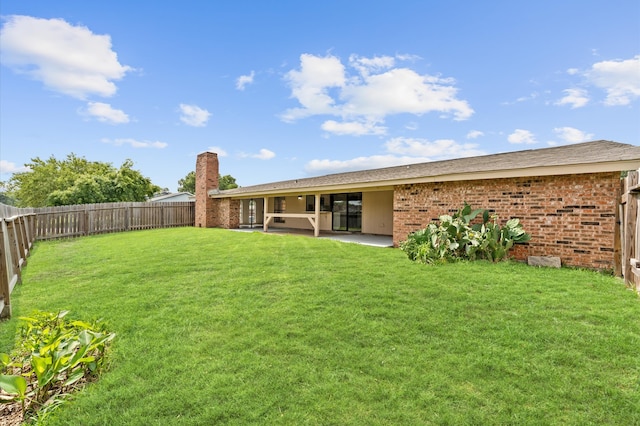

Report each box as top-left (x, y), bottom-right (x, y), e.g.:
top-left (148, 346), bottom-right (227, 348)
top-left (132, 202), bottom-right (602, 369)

top-left (1, 227), bottom-right (639, 425)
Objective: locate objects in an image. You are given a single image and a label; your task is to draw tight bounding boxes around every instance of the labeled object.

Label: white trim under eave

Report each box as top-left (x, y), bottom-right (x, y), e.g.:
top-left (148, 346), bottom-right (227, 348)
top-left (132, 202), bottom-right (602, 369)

top-left (209, 160), bottom-right (640, 199)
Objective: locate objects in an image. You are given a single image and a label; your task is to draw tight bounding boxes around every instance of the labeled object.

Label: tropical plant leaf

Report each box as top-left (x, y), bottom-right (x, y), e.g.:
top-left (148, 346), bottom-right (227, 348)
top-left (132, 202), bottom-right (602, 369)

top-left (63, 369), bottom-right (85, 387)
top-left (0, 374), bottom-right (27, 396)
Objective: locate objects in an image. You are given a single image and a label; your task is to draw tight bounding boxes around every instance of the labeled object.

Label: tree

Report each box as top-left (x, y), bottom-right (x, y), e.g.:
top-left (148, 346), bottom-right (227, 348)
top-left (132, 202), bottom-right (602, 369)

top-left (0, 181), bottom-right (15, 205)
top-left (0, 191), bottom-right (16, 206)
top-left (177, 171), bottom-right (238, 192)
top-left (7, 154), bottom-right (161, 207)
top-left (219, 174), bottom-right (238, 190)
top-left (177, 171), bottom-right (195, 193)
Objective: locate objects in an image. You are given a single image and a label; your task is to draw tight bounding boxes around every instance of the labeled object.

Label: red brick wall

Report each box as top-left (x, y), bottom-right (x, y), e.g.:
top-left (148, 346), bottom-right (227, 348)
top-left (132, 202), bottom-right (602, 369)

top-left (212, 198), bottom-right (240, 229)
top-left (195, 152), bottom-right (219, 228)
top-left (393, 172), bottom-right (620, 270)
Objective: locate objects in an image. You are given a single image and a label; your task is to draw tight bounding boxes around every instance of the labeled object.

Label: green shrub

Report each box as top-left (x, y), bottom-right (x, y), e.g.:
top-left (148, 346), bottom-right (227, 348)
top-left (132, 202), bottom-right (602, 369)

top-left (400, 203), bottom-right (531, 264)
top-left (0, 310), bottom-right (115, 422)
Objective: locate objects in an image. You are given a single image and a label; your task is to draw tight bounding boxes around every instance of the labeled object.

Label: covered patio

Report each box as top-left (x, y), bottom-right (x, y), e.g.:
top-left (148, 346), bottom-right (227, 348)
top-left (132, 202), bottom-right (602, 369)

top-left (232, 226), bottom-right (393, 247)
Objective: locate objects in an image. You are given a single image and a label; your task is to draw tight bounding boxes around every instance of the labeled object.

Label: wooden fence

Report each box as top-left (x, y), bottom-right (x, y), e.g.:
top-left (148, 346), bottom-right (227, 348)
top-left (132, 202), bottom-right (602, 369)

top-left (0, 207), bottom-right (37, 318)
top-left (619, 170), bottom-right (640, 293)
top-left (0, 201), bottom-right (194, 318)
top-left (34, 202), bottom-right (194, 240)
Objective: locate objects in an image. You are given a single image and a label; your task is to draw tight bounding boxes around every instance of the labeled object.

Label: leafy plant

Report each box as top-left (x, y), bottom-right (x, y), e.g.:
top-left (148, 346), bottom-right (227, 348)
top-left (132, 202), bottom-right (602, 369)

top-left (0, 374), bottom-right (27, 413)
top-left (0, 310), bottom-right (115, 422)
top-left (401, 203), bottom-right (531, 265)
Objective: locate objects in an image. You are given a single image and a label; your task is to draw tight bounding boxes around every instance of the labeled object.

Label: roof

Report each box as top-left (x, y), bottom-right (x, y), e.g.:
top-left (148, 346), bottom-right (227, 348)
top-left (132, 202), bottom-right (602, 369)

top-left (148, 192), bottom-right (194, 202)
top-left (211, 140), bottom-right (640, 198)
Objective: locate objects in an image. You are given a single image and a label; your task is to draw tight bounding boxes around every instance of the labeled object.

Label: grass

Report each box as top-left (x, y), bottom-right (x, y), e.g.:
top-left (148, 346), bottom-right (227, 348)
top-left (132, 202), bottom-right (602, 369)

top-left (1, 227), bottom-right (639, 425)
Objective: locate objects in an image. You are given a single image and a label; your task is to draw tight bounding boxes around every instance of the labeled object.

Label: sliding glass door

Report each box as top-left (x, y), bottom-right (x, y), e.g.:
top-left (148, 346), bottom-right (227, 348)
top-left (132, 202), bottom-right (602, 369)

top-left (331, 193), bottom-right (362, 232)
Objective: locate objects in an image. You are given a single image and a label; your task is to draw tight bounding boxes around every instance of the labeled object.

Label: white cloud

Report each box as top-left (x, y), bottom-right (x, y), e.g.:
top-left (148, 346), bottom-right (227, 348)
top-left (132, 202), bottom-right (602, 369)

top-left (84, 102), bottom-right (129, 124)
top-left (348, 54), bottom-right (395, 76)
top-left (306, 155), bottom-right (425, 174)
top-left (395, 53), bottom-right (421, 62)
top-left (207, 146), bottom-right (228, 157)
top-left (553, 127), bottom-right (594, 144)
top-left (0, 160), bottom-right (29, 174)
top-left (0, 15), bottom-right (132, 99)
top-left (466, 130), bottom-right (484, 139)
top-left (254, 149), bottom-right (275, 160)
top-left (179, 104), bottom-right (211, 127)
top-left (281, 53), bottom-right (473, 131)
top-left (102, 138), bottom-right (167, 149)
top-left (385, 137), bottom-right (484, 158)
top-left (503, 92), bottom-right (539, 105)
top-left (305, 137), bottom-right (485, 174)
top-left (281, 54), bottom-right (346, 121)
top-left (566, 68), bottom-right (579, 75)
top-left (508, 129), bottom-right (537, 144)
top-left (236, 71), bottom-right (255, 90)
top-left (321, 120), bottom-right (387, 136)
top-left (587, 55), bottom-right (640, 106)
top-left (555, 88), bottom-right (589, 109)
top-left (240, 148), bottom-right (276, 160)
top-left (342, 68), bottom-right (473, 120)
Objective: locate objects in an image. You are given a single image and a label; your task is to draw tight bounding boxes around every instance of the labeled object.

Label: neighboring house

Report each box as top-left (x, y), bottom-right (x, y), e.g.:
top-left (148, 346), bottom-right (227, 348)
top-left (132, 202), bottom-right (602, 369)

top-left (148, 192), bottom-right (194, 202)
top-left (194, 140), bottom-right (640, 271)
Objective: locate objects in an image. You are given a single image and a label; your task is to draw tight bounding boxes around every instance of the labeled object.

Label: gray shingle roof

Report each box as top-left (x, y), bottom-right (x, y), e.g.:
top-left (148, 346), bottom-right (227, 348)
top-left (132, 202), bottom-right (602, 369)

top-left (211, 140), bottom-right (640, 197)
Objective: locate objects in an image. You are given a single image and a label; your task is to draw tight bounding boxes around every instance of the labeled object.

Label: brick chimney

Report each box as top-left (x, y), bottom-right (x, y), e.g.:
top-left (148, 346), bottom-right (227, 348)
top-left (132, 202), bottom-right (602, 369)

top-left (195, 151), bottom-right (219, 227)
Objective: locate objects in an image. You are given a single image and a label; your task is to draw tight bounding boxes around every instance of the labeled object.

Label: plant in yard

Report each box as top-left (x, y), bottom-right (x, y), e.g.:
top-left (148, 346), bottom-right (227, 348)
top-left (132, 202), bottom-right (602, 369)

top-left (401, 203), bottom-right (531, 264)
top-left (0, 373), bottom-right (27, 413)
top-left (469, 216), bottom-right (531, 262)
top-left (0, 310), bottom-right (115, 422)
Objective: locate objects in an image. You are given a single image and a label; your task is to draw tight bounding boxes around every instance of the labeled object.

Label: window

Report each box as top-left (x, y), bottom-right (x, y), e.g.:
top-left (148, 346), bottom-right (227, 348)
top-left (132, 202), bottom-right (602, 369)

top-left (305, 195), bottom-right (329, 212)
top-left (248, 199), bottom-right (256, 225)
top-left (331, 193), bottom-right (362, 232)
top-left (274, 196), bottom-right (286, 223)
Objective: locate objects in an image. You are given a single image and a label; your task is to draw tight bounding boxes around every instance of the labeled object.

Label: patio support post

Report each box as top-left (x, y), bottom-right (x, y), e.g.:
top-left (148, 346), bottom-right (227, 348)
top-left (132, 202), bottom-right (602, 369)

top-left (263, 197), bottom-right (269, 232)
top-left (314, 193), bottom-right (320, 237)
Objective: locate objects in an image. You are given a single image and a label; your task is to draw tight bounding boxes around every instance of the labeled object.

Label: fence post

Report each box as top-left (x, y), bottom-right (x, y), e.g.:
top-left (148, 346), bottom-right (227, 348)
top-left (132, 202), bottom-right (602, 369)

top-left (16, 216), bottom-right (28, 260)
top-left (0, 220), bottom-right (10, 318)
top-left (614, 185), bottom-right (622, 277)
top-left (21, 215), bottom-right (32, 253)
top-left (0, 219), bottom-right (17, 318)
top-left (624, 192), bottom-right (633, 285)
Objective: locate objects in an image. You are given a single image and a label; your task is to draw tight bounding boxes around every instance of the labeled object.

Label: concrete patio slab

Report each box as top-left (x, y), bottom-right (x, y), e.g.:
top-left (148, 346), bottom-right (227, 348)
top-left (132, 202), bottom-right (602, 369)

top-left (232, 227), bottom-right (394, 247)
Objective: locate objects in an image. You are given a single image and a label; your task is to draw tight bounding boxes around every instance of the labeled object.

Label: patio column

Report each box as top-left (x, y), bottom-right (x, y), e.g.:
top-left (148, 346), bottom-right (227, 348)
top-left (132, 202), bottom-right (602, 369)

top-left (263, 196), bottom-right (269, 232)
top-left (314, 193), bottom-right (320, 237)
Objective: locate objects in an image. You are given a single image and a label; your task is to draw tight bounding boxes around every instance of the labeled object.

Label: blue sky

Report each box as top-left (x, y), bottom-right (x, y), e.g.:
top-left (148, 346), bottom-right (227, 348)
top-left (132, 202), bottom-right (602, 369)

top-left (1, 1), bottom-right (639, 191)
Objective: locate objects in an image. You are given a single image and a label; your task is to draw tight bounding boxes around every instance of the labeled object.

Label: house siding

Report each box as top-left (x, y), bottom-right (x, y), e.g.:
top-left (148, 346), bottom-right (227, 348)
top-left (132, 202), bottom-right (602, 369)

top-left (362, 190), bottom-right (394, 236)
top-left (393, 172), bottom-right (619, 270)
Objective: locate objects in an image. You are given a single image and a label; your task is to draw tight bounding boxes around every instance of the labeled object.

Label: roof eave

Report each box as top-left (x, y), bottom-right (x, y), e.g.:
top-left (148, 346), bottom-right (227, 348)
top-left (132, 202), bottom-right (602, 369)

top-left (208, 160), bottom-right (639, 199)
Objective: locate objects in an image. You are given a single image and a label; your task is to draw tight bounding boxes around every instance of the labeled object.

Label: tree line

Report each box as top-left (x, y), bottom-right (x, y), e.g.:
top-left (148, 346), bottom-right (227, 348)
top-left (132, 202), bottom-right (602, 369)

top-left (1, 154), bottom-right (237, 207)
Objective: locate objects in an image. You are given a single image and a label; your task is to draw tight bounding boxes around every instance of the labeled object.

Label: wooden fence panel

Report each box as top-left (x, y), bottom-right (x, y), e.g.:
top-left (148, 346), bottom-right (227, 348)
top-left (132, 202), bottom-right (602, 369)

top-left (0, 219), bottom-right (18, 318)
top-left (32, 202), bottom-right (194, 240)
top-left (36, 208), bottom-right (85, 240)
top-left (0, 214), bottom-right (34, 318)
top-left (620, 171), bottom-right (640, 293)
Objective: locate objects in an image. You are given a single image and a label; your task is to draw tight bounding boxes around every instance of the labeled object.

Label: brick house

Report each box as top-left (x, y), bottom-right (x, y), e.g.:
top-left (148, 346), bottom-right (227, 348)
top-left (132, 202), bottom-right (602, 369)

top-left (195, 140), bottom-right (640, 270)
